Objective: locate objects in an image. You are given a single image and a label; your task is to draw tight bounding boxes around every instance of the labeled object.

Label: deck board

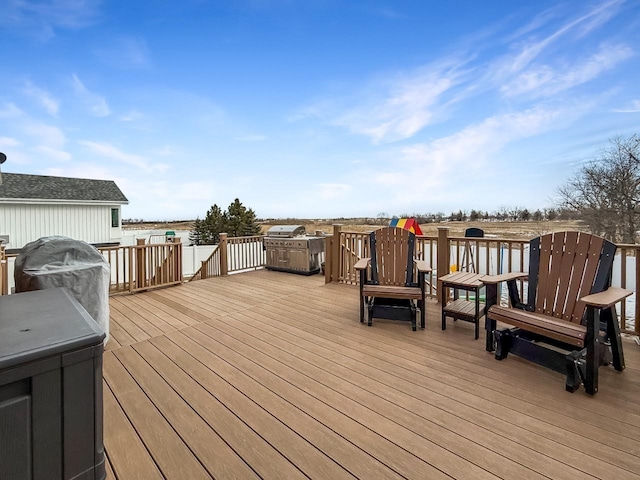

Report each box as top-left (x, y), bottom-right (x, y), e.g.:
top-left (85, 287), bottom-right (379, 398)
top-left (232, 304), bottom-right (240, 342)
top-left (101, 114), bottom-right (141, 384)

top-left (217, 307), bottom-right (635, 478)
top-left (104, 270), bottom-right (640, 479)
top-left (159, 331), bottom-right (403, 480)
top-left (267, 291), bottom-right (640, 429)
top-left (220, 309), bottom-right (633, 477)
top-left (112, 345), bottom-right (261, 479)
top-left (102, 375), bottom-right (164, 480)
top-left (103, 351), bottom-right (211, 479)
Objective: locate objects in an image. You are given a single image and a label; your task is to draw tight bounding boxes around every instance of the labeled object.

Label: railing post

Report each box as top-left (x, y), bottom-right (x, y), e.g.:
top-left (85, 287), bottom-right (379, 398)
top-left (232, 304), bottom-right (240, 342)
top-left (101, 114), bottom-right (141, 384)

top-left (331, 224), bottom-right (342, 283)
top-left (437, 227), bottom-right (450, 302)
top-left (220, 233), bottom-right (228, 276)
top-left (201, 260), bottom-right (208, 280)
top-left (173, 238), bottom-right (183, 282)
top-left (324, 234), bottom-right (332, 284)
top-left (135, 238), bottom-right (146, 292)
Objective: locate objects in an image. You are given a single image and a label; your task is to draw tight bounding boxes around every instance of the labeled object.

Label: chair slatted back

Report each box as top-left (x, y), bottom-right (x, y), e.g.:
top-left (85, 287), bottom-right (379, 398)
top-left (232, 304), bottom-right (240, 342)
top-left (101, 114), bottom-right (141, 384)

top-left (527, 231), bottom-right (616, 324)
top-left (370, 227), bottom-right (415, 286)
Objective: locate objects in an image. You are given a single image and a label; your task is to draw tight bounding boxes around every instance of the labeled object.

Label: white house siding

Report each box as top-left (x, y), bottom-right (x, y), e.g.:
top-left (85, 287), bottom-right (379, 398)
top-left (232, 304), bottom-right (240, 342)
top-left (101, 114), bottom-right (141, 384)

top-left (0, 203), bottom-right (121, 249)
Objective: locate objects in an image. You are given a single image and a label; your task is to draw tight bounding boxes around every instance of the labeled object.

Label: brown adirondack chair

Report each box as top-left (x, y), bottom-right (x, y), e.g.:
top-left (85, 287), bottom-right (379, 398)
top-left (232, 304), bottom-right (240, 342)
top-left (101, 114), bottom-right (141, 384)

top-left (354, 227), bottom-right (431, 331)
top-left (483, 231), bottom-right (632, 395)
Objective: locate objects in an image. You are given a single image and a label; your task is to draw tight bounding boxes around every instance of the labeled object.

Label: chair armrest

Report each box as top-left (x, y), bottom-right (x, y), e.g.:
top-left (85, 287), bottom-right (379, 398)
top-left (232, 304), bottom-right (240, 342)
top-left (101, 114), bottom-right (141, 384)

top-left (581, 287), bottom-right (633, 308)
top-left (414, 260), bottom-right (432, 273)
top-left (354, 258), bottom-right (370, 270)
top-left (481, 272), bottom-right (527, 284)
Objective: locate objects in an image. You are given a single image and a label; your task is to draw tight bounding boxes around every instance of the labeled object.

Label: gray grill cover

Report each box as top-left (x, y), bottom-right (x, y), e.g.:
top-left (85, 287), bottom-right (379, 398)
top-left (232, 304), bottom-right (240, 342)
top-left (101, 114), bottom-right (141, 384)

top-left (14, 236), bottom-right (110, 343)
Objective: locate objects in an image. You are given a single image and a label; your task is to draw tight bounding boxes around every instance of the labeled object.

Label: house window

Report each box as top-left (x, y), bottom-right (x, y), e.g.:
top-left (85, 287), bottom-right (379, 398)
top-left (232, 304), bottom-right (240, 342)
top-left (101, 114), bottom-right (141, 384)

top-left (111, 208), bottom-right (119, 228)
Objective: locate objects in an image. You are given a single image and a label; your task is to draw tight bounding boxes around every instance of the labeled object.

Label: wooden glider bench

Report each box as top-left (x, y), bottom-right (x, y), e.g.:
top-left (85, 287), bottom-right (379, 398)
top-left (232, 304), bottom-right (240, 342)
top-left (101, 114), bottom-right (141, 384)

top-left (483, 231), bottom-right (632, 395)
top-left (355, 227), bottom-right (431, 331)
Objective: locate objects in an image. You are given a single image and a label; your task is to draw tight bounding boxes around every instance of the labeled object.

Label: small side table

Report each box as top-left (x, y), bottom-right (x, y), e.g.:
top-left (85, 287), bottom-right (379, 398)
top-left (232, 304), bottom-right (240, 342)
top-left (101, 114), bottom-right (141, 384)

top-left (439, 272), bottom-right (484, 340)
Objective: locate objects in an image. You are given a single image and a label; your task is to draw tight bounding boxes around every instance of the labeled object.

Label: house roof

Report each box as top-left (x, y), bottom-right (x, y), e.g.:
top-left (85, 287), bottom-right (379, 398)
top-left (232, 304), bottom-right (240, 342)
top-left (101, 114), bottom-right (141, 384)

top-left (0, 172), bottom-right (128, 203)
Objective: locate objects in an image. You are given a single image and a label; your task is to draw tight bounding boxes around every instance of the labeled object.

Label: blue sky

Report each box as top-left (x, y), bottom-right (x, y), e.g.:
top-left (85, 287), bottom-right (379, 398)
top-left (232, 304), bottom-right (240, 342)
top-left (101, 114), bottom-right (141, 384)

top-left (0, 0), bottom-right (639, 220)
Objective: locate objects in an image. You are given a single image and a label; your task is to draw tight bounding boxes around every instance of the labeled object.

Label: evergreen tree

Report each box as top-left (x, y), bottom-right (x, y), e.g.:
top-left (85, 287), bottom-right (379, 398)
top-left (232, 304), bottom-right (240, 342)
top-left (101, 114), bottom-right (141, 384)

top-left (203, 204), bottom-right (226, 244)
top-left (189, 218), bottom-right (204, 245)
top-left (189, 199), bottom-right (261, 245)
top-left (225, 198), bottom-right (261, 237)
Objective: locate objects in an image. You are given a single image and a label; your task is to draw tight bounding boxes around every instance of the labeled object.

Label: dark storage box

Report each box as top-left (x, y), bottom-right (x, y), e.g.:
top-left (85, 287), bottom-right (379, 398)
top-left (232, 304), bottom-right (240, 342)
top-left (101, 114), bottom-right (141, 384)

top-left (0, 288), bottom-right (106, 480)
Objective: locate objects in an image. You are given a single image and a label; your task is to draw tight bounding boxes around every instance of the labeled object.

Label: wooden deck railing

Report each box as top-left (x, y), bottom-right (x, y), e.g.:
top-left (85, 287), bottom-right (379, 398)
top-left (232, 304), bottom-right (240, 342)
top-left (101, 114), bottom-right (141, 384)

top-left (324, 225), bottom-right (640, 335)
top-left (1, 228), bottom-right (639, 335)
top-left (0, 240), bottom-right (183, 296)
top-left (190, 245), bottom-right (221, 281)
top-left (100, 239), bottom-right (183, 293)
top-left (227, 234), bottom-right (265, 272)
top-left (189, 233), bottom-right (266, 281)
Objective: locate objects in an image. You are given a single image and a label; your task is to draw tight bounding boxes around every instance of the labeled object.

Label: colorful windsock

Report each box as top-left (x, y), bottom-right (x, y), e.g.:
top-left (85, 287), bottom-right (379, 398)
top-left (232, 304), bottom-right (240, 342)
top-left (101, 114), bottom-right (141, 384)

top-left (388, 218), bottom-right (423, 235)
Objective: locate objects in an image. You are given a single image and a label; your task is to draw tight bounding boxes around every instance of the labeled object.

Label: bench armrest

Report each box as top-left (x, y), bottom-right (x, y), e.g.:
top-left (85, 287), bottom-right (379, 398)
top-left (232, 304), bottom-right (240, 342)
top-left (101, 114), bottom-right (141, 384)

top-left (481, 272), bottom-right (527, 284)
top-left (414, 260), bottom-right (432, 273)
top-left (354, 258), bottom-right (370, 270)
top-left (581, 287), bottom-right (633, 308)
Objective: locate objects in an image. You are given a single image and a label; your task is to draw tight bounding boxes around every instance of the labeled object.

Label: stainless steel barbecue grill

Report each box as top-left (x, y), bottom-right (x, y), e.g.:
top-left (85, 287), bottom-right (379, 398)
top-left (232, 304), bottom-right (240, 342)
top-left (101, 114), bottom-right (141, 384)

top-left (264, 225), bottom-right (325, 275)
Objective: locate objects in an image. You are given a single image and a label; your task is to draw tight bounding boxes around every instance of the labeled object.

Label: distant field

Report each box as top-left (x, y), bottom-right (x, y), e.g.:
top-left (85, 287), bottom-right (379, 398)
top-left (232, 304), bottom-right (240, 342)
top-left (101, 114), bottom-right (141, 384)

top-left (124, 219), bottom-right (586, 240)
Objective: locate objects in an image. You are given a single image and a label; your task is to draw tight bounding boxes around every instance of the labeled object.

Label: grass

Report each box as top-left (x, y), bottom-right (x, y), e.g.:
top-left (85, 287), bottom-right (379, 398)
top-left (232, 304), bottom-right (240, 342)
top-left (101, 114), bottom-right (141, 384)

top-left (124, 219), bottom-right (587, 241)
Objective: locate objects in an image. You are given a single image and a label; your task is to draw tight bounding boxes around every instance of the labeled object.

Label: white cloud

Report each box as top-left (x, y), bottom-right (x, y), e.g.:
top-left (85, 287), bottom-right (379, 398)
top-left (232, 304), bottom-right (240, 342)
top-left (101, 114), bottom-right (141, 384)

top-left (35, 145), bottom-right (71, 161)
top-left (501, 43), bottom-right (634, 98)
top-left (23, 81), bottom-right (60, 116)
top-left (500, 67), bottom-right (555, 98)
top-left (234, 135), bottom-right (267, 142)
top-left (152, 145), bottom-right (176, 156)
top-left (78, 140), bottom-right (151, 170)
top-left (71, 74), bottom-right (110, 117)
top-left (120, 110), bottom-right (144, 122)
top-left (365, 104), bottom-right (583, 197)
top-left (573, 0), bottom-right (624, 38)
top-left (0, 137), bottom-right (21, 148)
top-left (43, 165), bottom-right (121, 182)
top-left (0, 106), bottom-right (70, 164)
top-left (612, 99), bottom-right (640, 113)
top-left (23, 123), bottom-right (66, 149)
top-left (0, 103), bottom-right (24, 118)
top-left (94, 36), bottom-right (151, 68)
top-left (0, 0), bottom-right (102, 40)
top-left (502, 0), bottom-right (624, 75)
top-left (325, 61), bottom-right (468, 144)
top-left (295, 1), bottom-right (627, 148)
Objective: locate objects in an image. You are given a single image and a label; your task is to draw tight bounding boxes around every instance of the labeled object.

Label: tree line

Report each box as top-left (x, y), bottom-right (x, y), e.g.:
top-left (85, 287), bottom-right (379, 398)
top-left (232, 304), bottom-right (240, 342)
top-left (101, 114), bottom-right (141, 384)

top-left (374, 207), bottom-right (575, 225)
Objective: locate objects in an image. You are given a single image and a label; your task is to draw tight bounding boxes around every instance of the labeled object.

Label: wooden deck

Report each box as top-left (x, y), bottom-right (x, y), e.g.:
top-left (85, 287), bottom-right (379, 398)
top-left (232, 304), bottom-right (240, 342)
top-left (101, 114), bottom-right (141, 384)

top-left (103, 270), bottom-right (640, 480)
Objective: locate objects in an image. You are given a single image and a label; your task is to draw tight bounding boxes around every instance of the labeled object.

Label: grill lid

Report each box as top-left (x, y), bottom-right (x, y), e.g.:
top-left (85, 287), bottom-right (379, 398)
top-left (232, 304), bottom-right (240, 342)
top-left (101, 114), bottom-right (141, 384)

top-left (266, 225), bottom-right (306, 237)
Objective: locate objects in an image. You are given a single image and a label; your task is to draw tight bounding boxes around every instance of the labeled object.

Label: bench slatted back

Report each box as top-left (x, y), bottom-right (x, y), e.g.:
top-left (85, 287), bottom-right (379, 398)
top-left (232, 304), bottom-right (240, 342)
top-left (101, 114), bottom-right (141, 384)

top-left (528, 231), bottom-right (616, 324)
top-left (370, 227), bottom-right (415, 286)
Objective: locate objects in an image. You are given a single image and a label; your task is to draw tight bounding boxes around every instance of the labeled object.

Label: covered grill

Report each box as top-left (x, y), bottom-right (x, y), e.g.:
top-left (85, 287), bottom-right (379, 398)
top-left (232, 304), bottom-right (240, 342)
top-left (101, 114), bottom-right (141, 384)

top-left (264, 225), bottom-right (325, 275)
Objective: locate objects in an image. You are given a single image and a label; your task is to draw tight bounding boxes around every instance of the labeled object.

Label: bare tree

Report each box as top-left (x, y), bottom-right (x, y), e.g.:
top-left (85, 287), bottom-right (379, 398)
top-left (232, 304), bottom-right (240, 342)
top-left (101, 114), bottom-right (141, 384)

top-left (557, 134), bottom-right (640, 243)
top-left (376, 212), bottom-right (389, 225)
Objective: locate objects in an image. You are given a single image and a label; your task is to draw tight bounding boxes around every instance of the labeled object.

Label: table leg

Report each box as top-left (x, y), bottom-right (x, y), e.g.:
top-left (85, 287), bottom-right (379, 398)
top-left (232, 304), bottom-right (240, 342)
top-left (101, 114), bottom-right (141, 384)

top-left (441, 283), bottom-right (447, 330)
top-left (485, 283), bottom-right (497, 352)
top-left (475, 289), bottom-right (480, 340)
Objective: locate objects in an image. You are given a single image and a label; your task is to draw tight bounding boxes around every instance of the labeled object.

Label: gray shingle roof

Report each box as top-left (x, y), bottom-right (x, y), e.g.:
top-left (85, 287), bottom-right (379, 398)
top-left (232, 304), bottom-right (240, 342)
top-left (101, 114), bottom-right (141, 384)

top-left (0, 173), bottom-right (128, 203)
